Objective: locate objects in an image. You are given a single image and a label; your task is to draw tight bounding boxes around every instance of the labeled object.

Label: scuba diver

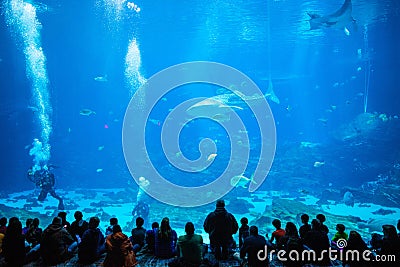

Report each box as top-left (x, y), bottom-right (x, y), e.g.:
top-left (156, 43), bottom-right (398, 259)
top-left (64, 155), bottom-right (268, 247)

top-left (132, 200), bottom-right (149, 225)
top-left (27, 165), bottom-right (64, 210)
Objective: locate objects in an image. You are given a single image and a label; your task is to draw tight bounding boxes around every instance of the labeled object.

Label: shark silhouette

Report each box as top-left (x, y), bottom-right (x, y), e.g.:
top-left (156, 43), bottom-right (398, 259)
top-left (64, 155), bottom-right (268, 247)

top-left (308, 0), bottom-right (356, 32)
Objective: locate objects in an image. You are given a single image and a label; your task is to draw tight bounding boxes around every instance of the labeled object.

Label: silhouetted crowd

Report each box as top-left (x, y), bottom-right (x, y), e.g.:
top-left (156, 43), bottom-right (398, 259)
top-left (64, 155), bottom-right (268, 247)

top-left (0, 199), bottom-right (399, 267)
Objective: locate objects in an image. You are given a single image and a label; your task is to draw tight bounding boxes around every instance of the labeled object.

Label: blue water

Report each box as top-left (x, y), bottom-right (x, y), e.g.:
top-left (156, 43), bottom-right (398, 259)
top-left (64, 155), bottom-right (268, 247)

top-left (0, 0), bottom-right (399, 204)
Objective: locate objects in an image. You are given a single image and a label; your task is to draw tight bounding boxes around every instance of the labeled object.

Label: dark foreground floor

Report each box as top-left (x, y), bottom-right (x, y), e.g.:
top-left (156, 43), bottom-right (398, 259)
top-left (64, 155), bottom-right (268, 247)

top-left (0, 252), bottom-right (240, 267)
top-left (0, 251), bottom-right (345, 267)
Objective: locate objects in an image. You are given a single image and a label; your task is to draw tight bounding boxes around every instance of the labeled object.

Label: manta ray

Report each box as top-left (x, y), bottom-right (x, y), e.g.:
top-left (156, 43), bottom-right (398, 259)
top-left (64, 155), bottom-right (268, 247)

top-left (308, 0), bottom-right (356, 31)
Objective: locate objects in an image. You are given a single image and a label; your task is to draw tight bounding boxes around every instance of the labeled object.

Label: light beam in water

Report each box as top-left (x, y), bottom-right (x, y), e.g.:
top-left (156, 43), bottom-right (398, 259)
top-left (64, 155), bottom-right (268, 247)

top-left (363, 24), bottom-right (371, 114)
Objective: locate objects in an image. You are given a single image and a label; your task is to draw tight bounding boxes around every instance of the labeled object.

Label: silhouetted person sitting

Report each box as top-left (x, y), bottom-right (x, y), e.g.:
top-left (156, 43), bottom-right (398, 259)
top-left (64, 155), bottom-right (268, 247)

top-left (57, 211), bottom-right (71, 233)
top-left (26, 217), bottom-right (42, 247)
top-left (78, 216), bottom-right (106, 264)
top-left (40, 216), bottom-right (77, 265)
top-left (279, 222), bottom-right (304, 266)
top-left (2, 218), bottom-right (26, 266)
top-left (130, 216), bottom-right (146, 253)
top-left (379, 224), bottom-right (400, 266)
top-left (105, 217), bottom-right (118, 236)
top-left (239, 217), bottom-right (250, 249)
top-left (103, 225), bottom-right (137, 267)
top-left (0, 217), bottom-right (7, 234)
top-left (70, 211), bottom-right (89, 241)
top-left (27, 166), bottom-right (64, 210)
top-left (397, 219), bottom-right (400, 238)
top-left (154, 217), bottom-right (177, 258)
top-left (316, 213), bottom-right (329, 234)
top-left (25, 218), bottom-right (42, 262)
top-left (240, 226), bottom-right (268, 267)
top-left (299, 214), bottom-right (311, 240)
top-left (332, 223), bottom-right (348, 246)
top-left (342, 230), bottom-right (371, 267)
top-left (22, 218), bottom-right (33, 236)
top-left (146, 221), bottom-right (159, 253)
top-left (177, 222), bottom-right (204, 266)
top-left (266, 219), bottom-right (285, 249)
top-left (204, 199), bottom-right (239, 260)
top-left (303, 219), bottom-right (330, 265)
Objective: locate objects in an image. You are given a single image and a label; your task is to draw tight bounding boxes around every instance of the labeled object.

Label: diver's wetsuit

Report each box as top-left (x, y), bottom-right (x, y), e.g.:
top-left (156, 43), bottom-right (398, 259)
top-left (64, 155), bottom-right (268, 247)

top-left (132, 202), bottom-right (149, 222)
top-left (28, 168), bottom-right (64, 209)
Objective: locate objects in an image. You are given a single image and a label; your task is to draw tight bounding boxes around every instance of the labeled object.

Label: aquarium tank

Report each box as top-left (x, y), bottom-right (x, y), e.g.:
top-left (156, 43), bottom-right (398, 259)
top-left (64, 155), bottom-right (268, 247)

top-left (0, 0), bottom-right (399, 265)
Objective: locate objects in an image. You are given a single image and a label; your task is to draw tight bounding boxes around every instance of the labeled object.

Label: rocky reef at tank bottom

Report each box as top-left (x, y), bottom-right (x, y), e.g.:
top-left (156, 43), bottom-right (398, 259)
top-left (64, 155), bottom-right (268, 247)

top-left (0, 112), bottom-right (399, 243)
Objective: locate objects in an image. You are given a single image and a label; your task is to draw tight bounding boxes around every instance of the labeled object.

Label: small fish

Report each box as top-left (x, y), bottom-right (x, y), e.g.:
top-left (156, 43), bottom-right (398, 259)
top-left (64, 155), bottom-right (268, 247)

top-left (379, 113), bottom-right (388, 122)
top-left (96, 168), bottom-right (103, 173)
top-left (207, 153), bottom-right (217, 161)
top-left (230, 174), bottom-right (257, 188)
top-left (94, 75), bottom-right (108, 82)
top-left (344, 27), bottom-right (350, 36)
top-left (300, 142), bottom-right (320, 148)
top-left (318, 118), bottom-right (328, 125)
top-left (357, 49), bottom-right (362, 59)
top-left (212, 114), bottom-right (230, 122)
top-left (80, 109), bottom-right (96, 116)
top-left (357, 67), bottom-right (362, 71)
top-left (148, 119), bottom-right (161, 126)
top-left (27, 106), bottom-right (39, 113)
top-left (98, 146), bottom-right (105, 151)
top-left (314, 161), bottom-right (325, 168)
top-left (298, 189), bottom-right (309, 194)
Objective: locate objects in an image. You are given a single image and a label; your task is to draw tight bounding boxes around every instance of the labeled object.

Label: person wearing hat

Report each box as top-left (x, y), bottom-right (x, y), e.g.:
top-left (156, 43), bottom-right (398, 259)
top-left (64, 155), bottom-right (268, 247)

top-left (203, 199), bottom-right (238, 260)
top-left (40, 216), bottom-right (77, 265)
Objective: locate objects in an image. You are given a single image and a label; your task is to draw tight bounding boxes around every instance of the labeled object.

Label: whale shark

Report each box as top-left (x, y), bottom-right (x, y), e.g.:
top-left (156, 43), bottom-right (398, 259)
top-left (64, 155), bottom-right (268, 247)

top-left (186, 97), bottom-right (243, 120)
top-left (308, 0), bottom-right (356, 32)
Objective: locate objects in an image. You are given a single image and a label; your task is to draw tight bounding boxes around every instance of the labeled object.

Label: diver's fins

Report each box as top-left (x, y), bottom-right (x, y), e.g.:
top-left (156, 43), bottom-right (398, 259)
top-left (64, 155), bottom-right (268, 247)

top-left (58, 199), bottom-right (64, 210)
